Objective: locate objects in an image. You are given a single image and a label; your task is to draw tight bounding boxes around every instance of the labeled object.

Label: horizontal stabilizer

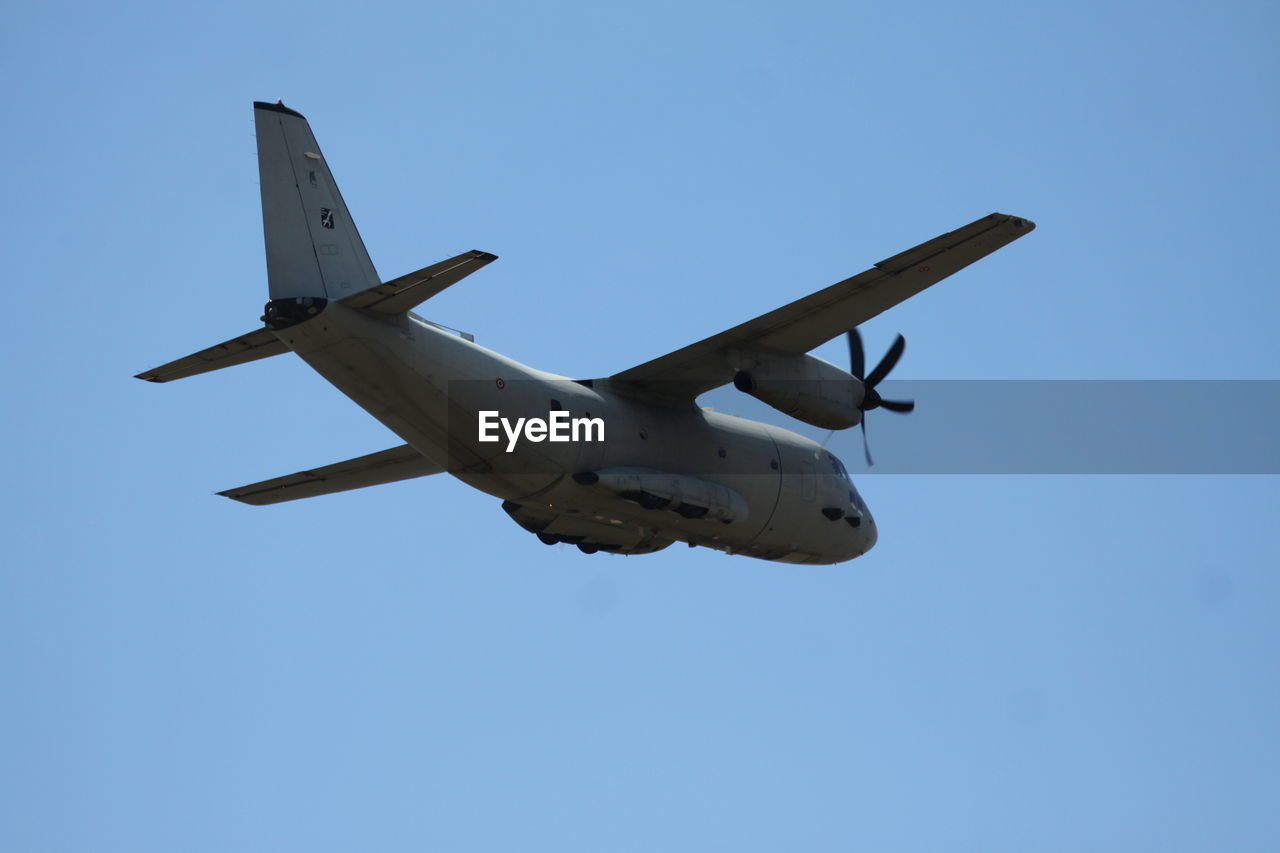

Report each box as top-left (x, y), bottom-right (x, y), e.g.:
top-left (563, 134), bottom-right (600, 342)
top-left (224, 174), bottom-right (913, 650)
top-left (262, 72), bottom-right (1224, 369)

top-left (219, 444), bottom-right (444, 506)
top-left (135, 328), bottom-right (287, 383)
top-left (341, 250), bottom-right (497, 315)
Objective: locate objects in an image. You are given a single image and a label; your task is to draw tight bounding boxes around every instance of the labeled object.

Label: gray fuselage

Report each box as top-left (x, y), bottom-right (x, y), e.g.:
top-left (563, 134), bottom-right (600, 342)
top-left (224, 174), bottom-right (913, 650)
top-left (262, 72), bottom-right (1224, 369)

top-left (274, 303), bottom-right (876, 564)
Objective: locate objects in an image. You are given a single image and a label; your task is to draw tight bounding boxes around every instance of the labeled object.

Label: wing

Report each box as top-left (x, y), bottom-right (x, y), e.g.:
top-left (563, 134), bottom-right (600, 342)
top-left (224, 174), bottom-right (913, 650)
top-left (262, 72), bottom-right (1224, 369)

top-left (135, 327), bottom-right (287, 383)
top-left (219, 444), bottom-right (444, 505)
top-left (608, 212), bottom-right (1034, 399)
top-left (340, 250), bottom-right (497, 315)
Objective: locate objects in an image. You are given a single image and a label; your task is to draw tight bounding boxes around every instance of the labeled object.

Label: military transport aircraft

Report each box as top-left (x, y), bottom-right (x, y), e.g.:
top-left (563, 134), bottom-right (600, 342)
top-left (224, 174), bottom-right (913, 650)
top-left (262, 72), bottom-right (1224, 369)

top-left (137, 101), bottom-right (1035, 564)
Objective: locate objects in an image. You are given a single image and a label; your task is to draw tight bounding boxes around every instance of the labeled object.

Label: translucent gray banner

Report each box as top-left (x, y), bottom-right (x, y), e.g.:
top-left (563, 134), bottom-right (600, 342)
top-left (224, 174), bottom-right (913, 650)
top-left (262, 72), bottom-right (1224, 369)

top-left (700, 380), bottom-right (1280, 474)
top-left (444, 380), bottom-right (1278, 475)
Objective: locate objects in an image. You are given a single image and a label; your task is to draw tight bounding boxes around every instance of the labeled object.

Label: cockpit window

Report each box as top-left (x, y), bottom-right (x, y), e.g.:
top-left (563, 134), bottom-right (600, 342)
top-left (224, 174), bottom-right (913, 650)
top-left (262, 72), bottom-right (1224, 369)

top-left (826, 452), bottom-right (865, 512)
top-left (826, 452), bottom-right (851, 482)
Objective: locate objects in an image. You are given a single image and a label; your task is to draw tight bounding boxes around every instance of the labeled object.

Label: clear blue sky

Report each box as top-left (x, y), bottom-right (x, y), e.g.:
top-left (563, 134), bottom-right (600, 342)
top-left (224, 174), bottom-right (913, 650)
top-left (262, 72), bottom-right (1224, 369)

top-left (4, 1), bottom-right (1278, 850)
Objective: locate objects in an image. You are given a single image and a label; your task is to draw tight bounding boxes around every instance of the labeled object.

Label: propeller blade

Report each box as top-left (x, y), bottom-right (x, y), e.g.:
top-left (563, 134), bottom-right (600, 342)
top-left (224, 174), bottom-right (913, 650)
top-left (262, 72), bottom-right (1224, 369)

top-left (845, 330), bottom-right (909, 464)
top-left (847, 328), bottom-right (865, 380)
top-left (864, 334), bottom-right (906, 388)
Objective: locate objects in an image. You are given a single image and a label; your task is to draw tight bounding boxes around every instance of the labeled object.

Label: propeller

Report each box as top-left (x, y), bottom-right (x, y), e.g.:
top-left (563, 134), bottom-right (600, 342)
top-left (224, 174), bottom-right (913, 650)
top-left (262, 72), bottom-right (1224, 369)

top-left (847, 329), bottom-right (915, 465)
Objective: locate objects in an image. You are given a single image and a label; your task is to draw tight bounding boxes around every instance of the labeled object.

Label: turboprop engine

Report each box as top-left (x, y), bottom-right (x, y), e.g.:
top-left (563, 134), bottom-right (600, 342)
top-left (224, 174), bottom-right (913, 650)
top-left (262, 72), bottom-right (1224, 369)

top-left (733, 330), bottom-right (917, 465)
top-left (730, 350), bottom-right (863, 430)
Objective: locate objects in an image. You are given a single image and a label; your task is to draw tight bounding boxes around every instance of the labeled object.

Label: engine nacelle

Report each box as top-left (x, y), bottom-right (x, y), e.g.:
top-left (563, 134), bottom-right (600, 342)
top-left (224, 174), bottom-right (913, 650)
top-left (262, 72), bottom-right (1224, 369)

top-left (730, 350), bottom-right (863, 429)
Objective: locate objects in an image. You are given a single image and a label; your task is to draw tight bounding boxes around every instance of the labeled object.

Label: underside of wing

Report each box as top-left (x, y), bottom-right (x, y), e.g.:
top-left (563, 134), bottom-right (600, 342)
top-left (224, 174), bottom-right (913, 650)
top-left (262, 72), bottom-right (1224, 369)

top-left (135, 327), bottom-right (287, 383)
top-left (341, 250), bottom-right (497, 315)
top-left (608, 212), bottom-right (1034, 400)
top-left (219, 444), bottom-right (444, 506)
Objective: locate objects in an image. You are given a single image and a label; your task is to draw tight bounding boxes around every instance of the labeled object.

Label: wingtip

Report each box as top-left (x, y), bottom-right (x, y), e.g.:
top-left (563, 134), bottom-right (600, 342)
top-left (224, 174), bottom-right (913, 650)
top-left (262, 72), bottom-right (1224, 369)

top-left (994, 212), bottom-right (1036, 232)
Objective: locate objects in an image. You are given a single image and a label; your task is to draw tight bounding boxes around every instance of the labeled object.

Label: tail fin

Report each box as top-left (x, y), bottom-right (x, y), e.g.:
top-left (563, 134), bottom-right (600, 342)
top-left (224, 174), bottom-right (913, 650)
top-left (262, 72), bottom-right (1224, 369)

top-left (254, 101), bottom-right (380, 301)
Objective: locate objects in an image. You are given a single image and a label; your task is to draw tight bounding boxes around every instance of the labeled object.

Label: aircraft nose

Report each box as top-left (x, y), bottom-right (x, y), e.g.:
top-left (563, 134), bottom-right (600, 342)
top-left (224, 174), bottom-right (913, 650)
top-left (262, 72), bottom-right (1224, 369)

top-left (848, 512), bottom-right (877, 554)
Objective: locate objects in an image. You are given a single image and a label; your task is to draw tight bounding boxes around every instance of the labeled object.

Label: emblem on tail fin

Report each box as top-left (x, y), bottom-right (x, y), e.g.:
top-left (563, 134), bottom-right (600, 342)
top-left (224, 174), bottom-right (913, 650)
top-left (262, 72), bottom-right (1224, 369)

top-left (320, 208), bottom-right (335, 229)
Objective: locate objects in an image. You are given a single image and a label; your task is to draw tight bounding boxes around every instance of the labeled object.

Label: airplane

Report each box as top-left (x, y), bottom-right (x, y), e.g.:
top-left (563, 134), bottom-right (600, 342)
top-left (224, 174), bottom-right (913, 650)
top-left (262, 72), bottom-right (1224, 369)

top-left (137, 101), bottom-right (1035, 565)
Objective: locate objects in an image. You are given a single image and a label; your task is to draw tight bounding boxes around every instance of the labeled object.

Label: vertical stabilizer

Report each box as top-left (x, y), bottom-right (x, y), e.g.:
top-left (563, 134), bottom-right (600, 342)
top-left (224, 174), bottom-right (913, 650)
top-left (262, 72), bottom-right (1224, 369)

top-left (253, 101), bottom-right (380, 301)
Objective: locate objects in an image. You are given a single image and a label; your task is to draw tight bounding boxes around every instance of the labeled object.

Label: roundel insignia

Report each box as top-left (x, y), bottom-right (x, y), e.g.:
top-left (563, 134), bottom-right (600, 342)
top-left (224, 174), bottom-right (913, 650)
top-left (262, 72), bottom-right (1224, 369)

top-left (495, 378), bottom-right (505, 390)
